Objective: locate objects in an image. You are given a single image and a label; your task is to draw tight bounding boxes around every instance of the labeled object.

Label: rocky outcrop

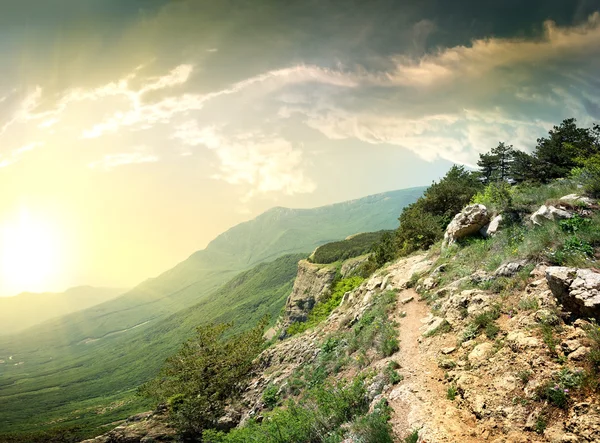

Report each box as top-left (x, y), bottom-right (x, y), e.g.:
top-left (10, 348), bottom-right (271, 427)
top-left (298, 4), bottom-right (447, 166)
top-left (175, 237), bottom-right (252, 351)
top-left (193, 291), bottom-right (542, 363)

top-left (530, 204), bottom-right (572, 225)
top-left (81, 406), bottom-right (176, 443)
top-left (480, 214), bottom-right (503, 238)
top-left (280, 260), bottom-right (337, 329)
top-left (442, 204), bottom-right (490, 248)
top-left (560, 194), bottom-right (596, 208)
top-left (546, 266), bottom-right (600, 319)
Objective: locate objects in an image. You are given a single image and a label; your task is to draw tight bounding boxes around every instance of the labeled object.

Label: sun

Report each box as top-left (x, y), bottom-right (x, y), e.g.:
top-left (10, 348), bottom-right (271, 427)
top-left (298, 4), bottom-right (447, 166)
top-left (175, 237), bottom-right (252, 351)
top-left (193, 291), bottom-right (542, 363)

top-left (1, 210), bottom-right (63, 295)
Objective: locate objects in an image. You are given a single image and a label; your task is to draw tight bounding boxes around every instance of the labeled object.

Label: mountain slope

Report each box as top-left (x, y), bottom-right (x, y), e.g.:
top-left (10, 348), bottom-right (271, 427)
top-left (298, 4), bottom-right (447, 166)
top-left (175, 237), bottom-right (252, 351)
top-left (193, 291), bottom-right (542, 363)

top-left (1, 187), bottom-right (424, 351)
top-left (0, 254), bottom-right (305, 434)
top-left (0, 287), bottom-right (126, 336)
top-left (0, 186), bottom-right (424, 435)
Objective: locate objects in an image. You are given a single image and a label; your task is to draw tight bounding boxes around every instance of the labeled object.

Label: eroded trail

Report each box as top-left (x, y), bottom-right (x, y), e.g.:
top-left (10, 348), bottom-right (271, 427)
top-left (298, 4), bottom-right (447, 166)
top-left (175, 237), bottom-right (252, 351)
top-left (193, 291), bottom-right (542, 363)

top-left (387, 288), bottom-right (479, 443)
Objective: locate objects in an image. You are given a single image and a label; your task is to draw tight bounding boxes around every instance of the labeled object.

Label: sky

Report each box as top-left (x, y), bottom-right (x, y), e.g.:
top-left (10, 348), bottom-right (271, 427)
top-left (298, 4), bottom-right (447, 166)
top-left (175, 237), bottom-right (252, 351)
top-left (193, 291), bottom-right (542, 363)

top-left (0, 0), bottom-right (600, 296)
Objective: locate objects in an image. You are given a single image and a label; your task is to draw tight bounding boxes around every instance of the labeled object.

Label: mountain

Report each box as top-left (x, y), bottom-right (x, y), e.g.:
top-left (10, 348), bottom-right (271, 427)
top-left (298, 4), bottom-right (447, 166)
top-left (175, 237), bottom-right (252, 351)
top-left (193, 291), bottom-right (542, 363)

top-left (0, 287), bottom-right (126, 336)
top-left (0, 186), bottom-right (424, 435)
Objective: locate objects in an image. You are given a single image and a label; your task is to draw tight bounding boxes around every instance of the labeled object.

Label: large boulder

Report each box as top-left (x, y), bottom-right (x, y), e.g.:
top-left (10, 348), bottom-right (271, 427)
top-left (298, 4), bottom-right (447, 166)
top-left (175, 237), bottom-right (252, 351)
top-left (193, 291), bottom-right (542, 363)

top-left (546, 267), bottom-right (600, 319)
top-left (442, 204), bottom-right (490, 248)
top-left (530, 205), bottom-right (572, 225)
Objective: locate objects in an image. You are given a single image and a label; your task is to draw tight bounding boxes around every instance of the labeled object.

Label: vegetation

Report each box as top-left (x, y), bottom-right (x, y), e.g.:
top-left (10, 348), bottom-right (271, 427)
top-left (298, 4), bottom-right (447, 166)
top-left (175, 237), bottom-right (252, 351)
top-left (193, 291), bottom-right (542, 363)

top-left (309, 231), bottom-right (391, 264)
top-left (287, 276), bottom-right (364, 336)
top-left (140, 320), bottom-right (267, 437)
top-left (0, 254), bottom-right (304, 437)
top-left (203, 381), bottom-right (390, 443)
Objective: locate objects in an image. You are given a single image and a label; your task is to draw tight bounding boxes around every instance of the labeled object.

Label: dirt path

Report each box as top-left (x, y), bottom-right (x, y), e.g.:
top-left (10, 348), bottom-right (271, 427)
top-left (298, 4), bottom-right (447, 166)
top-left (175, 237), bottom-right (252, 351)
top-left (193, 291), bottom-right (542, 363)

top-left (388, 289), bottom-right (479, 443)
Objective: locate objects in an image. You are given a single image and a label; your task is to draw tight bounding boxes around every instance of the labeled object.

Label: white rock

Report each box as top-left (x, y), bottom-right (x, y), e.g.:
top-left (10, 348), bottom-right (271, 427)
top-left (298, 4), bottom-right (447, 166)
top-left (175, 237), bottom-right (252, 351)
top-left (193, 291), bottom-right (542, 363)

top-left (442, 204), bottom-right (490, 248)
top-left (480, 214), bottom-right (503, 238)
top-left (530, 204), bottom-right (572, 225)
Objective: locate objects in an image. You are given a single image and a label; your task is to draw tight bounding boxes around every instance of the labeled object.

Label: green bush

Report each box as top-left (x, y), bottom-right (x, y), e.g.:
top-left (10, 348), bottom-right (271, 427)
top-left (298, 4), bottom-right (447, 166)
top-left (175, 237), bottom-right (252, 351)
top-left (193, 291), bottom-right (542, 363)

top-left (139, 319), bottom-right (267, 437)
top-left (206, 379), bottom-right (392, 443)
top-left (573, 153), bottom-right (600, 197)
top-left (262, 384), bottom-right (280, 409)
top-left (471, 181), bottom-right (513, 212)
top-left (446, 385), bottom-right (458, 401)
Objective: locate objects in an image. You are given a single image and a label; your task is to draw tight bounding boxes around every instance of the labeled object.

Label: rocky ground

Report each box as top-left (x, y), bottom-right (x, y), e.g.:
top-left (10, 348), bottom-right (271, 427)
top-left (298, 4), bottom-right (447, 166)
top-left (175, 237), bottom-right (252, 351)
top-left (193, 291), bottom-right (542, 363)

top-left (83, 195), bottom-right (600, 443)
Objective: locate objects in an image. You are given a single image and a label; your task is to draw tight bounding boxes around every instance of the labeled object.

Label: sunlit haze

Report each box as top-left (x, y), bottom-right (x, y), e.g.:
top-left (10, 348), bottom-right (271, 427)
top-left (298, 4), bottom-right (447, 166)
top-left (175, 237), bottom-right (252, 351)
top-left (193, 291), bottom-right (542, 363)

top-left (1, 0), bottom-right (600, 295)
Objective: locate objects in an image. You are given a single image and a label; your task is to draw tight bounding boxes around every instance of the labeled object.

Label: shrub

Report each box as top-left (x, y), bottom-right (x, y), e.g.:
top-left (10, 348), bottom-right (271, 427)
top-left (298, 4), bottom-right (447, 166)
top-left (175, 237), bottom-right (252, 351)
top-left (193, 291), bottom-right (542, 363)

top-left (385, 361), bottom-right (403, 385)
top-left (139, 319), bottom-right (267, 437)
top-left (573, 153), bottom-right (600, 197)
top-left (404, 429), bottom-right (420, 443)
top-left (210, 379), bottom-right (385, 443)
top-left (471, 181), bottom-right (513, 212)
top-left (516, 370), bottom-right (532, 384)
top-left (262, 384), bottom-right (280, 409)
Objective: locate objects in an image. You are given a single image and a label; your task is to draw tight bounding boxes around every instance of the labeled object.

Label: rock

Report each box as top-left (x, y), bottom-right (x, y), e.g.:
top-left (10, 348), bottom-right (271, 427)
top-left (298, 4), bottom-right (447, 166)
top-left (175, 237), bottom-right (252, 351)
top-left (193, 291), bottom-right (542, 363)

top-left (423, 317), bottom-right (446, 336)
top-left (281, 260), bottom-right (338, 328)
top-left (494, 260), bottom-right (528, 278)
top-left (560, 194), bottom-right (596, 208)
top-left (400, 296), bottom-right (414, 304)
top-left (468, 343), bottom-right (493, 367)
top-left (422, 277), bottom-right (437, 290)
top-left (441, 346), bottom-right (457, 355)
top-left (530, 204), bottom-right (572, 225)
top-left (80, 408), bottom-right (176, 443)
top-left (568, 346), bottom-right (590, 361)
top-left (480, 214), bottom-right (503, 238)
top-left (470, 394), bottom-right (488, 419)
top-left (442, 204), bottom-right (490, 248)
top-left (546, 267), bottom-right (600, 319)
top-left (506, 331), bottom-right (539, 350)
top-left (561, 339), bottom-right (582, 354)
top-left (563, 402), bottom-right (600, 441)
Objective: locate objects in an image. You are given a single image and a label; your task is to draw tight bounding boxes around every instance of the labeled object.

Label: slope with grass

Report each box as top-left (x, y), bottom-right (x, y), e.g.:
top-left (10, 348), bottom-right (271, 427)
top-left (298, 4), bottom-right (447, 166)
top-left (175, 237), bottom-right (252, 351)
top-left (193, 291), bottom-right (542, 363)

top-left (0, 254), bottom-right (304, 437)
top-left (0, 286), bottom-right (126, 336)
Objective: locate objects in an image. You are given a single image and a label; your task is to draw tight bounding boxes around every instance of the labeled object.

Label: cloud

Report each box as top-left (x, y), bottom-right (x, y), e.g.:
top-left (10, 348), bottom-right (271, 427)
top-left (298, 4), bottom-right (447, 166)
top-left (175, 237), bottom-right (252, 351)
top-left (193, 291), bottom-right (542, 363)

top-left (172, 121), bottom-right (315, 197)
top-left (88, 147), bottom-right (158, 170)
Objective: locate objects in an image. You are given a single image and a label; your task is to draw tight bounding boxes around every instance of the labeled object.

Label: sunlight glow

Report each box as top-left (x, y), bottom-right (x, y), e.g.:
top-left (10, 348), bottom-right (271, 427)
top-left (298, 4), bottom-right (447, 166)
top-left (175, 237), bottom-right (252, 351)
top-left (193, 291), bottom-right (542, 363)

top-left (1, 209), bottom-right (64, 295)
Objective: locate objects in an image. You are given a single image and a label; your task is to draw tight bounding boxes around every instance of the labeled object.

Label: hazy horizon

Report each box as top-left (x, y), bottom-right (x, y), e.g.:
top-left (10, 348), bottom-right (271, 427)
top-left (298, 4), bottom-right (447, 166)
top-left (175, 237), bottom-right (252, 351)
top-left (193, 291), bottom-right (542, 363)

top-left (1, 0), bottom-right (600, 296)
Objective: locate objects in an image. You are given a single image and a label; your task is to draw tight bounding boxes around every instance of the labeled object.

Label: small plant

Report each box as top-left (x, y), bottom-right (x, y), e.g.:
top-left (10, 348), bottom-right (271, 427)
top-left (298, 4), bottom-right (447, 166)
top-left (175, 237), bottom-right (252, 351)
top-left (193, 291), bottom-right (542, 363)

top-left (262, 384), bottom-right (280, 409)
top-left (559, 215), bottom-right (591, 234)
top-left (404, 429), bottom-right (420, 443)
top-left (485, 322), bottom-right (500, 339)
top-left (518, 297), bottom-right (539, 311)
top-left (557, 367), bottom-right (585, 390)
top-left (540, 324), bottom-right (558, 355)
top-left (516, 370), bottom-right (532, 384)
top-left (540, 383), bottom-right (569, 409)
top-left (446, 385), bottom-right (458, 401)
top-left (585, 321), bottom-right (600, 374)
top-left (461, 324), bottom-right (479, 342)
top-left (385, 362), bottom-right (403, 385)
top-left (535, 415), bottom-right (547, 434)
top-left (424, 320), bottom-right (452, 337)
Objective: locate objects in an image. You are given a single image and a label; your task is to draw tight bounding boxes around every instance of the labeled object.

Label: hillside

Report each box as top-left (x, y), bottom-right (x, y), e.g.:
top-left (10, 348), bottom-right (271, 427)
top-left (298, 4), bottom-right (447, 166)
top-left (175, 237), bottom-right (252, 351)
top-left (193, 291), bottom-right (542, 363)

top-left (0, 187), bottom-right (424, 437)
top-left (0, 287), bottom-right (126, 336)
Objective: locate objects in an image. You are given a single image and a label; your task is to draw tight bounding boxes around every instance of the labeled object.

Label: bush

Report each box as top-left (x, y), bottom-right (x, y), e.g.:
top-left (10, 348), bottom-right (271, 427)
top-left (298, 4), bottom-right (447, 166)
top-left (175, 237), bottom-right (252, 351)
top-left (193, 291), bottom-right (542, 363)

top-left (573, 154), bottom-right (600, 197)
top-left (208, 380), bottom-right (391, 443)
top-left (471, 181), bottom-right (513, 212)
top-left (139, 319), bottom-right (267, 437)
top-left (262, 384), bottom-right (280, 409)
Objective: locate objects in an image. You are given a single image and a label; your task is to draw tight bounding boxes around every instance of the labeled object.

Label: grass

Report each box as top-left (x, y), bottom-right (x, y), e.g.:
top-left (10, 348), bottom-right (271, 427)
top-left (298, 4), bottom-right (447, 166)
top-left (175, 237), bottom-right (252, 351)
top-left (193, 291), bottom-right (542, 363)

top-left (404, 429), bottom-right (420, 443)
top-left (287, 276), bottom-right (365, 336)
top-left (446, 385), bottom-right (458, 401)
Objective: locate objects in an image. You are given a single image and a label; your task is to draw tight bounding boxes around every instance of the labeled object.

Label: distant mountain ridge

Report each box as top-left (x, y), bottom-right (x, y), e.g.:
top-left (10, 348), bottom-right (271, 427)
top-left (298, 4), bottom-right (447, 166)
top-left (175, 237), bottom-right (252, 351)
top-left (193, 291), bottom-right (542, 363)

top-left (0, 286), bottom-right (126, 336)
